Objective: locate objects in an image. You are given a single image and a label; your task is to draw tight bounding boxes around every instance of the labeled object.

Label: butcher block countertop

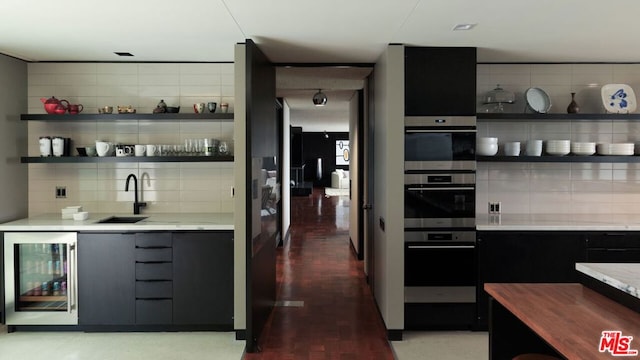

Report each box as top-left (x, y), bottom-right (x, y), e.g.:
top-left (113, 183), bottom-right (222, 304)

top-left (0, 213), bottom-right (234, 231)
top-left (476, 213), bottom-right (640, 231)
top-left (485, 283), bottom-right (640, 359)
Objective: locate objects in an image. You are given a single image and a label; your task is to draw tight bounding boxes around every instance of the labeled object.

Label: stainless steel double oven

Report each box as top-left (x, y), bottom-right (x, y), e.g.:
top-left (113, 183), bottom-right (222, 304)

top-left (404, 116), bottom-right (476, 329)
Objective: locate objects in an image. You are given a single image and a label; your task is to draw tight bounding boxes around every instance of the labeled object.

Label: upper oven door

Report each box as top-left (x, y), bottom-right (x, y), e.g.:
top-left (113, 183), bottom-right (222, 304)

top-left (405, 116), bottom-right (476, 171)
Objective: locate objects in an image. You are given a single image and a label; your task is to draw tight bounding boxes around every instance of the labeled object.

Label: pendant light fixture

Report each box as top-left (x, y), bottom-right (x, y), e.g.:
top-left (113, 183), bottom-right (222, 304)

top-left (313, 89), bottom-right (327, 106)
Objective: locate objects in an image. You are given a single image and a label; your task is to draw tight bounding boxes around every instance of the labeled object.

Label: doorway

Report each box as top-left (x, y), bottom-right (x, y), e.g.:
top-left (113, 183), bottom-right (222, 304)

top-left (275, 66), bottom-right (373, 260)
top-left (241, 65), bottom-right (391, 358)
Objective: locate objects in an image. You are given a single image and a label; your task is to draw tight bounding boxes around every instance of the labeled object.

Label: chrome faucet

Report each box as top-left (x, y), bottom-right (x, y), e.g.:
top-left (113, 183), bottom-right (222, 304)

top-left (125, 174), bottom-right (147, 215)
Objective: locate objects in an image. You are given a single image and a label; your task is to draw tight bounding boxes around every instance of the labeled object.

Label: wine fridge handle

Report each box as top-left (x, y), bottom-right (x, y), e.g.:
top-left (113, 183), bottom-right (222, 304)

top-left (68, 243), bottom-right (77, 313)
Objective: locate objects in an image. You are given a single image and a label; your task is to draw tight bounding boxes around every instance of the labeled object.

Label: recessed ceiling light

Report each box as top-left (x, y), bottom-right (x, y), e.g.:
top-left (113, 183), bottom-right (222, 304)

top-left (114, 52), bottom-right (134, 57)
top-left (452, 23), bottom-right (477, 31)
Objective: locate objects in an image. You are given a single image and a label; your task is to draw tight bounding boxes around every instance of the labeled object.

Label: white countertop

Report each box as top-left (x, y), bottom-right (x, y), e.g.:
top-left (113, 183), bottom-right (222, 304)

top-left (476, 213), bottom-right (640, 231)
top-left (576, 262), bottom-right (640, 300)
top-left (0, 213), bottom-right (234, 231)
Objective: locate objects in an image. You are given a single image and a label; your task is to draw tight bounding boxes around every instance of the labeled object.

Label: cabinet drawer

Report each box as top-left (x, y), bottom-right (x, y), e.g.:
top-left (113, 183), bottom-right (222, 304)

top-left (135, 248), bottom-right (172, 262)
top-left (135, 233), bottom-right (172, 248)
top-left (136, 263), bottom-right (172, 280)
top-left (136, 281), bottom-right (172, 299)
top-left (136, 299), bottom-right (172, 324)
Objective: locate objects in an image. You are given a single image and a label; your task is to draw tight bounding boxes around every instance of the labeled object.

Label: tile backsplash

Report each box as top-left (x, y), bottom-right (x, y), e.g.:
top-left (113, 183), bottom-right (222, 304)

top-left (477, 63), bottom-right (640, 215)
top-left (27, 62), bottom-right (235, 216)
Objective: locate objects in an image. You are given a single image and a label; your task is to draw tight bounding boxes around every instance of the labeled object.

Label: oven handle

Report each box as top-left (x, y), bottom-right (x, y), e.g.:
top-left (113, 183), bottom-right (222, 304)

top-left (406, 129), bottom-right (477, 133)
top-left (407, 245), bottom-right (475, 249)
top-left (407, 187), bottom-right (475, 191)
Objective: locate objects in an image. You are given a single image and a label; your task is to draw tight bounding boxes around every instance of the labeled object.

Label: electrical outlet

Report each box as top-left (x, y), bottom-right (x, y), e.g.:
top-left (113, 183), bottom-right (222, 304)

top-left (488, 201), bottom-right (501, 214)
top-left (56, 186), bottom-right (67, 199)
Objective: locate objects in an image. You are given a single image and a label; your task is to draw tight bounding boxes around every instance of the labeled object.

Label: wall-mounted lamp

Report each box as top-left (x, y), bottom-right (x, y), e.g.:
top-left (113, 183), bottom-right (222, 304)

top-left (313, 89), bottom-right (328, 106)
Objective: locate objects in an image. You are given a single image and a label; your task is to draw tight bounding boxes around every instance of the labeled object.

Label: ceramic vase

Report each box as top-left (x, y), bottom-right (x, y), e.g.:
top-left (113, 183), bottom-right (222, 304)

top-left (567, 92), bottom-right (579, 113)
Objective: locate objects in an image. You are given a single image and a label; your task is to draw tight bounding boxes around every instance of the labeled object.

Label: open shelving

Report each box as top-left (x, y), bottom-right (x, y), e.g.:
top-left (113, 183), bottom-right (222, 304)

top-left (21, 113), bottom-right (234, 121)
top-left (21, 155), bottom-right (234, 164)
top-left (477, 113), bottom-right (640, 121)
top-left (477, 113), bottom-right (640, 163)
top-left (22, 112), bottom-right (234, 163)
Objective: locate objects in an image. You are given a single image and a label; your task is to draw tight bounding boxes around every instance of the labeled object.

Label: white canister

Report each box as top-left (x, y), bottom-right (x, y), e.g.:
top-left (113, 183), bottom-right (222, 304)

top-left (52, 137), bottom-right (65, 157)
top-left (39, 136), bottom-right (52, 157)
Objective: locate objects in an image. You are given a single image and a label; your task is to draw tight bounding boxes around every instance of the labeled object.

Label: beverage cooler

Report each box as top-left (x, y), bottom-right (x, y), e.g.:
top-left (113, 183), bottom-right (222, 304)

top-left (4, 232), bottom-right (78, 325)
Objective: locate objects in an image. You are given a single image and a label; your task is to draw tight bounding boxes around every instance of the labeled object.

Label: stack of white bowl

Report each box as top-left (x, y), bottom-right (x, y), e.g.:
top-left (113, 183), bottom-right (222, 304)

top-left (477, 137), bottom-right (498, 156)
top-left (596, 142), bottom-right (634, 156)
top-left (571, 142), bottom-right (596, 156)
top-left (545, 140), bottom-right (571, 156)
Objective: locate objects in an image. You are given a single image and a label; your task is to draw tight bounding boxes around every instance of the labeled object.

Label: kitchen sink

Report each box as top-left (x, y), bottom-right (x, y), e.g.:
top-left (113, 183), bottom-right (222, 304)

top-left (97, 216), bottom-right (148, 224)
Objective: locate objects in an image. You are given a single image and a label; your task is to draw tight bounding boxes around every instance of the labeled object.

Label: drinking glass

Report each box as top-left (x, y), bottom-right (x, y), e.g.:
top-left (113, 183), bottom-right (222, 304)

top-left (196, 139), bottom-right (204, 155)
top-left (219, 141), bottom-right (229, 155)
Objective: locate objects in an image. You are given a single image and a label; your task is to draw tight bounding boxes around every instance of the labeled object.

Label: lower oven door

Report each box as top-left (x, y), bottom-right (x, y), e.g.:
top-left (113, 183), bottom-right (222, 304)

top-left (404, 232), bottom-right (476, 303)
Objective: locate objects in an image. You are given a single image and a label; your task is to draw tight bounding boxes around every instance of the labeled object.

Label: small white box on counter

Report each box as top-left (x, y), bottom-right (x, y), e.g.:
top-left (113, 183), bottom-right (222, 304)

top-left (61, 206), bottom-right (83, 219)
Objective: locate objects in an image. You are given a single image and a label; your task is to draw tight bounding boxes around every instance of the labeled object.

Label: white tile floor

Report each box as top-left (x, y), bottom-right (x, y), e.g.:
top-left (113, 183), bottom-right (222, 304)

top-left (392, 331), bottom-right (489, 360)
top-left (0, 325), bottom-right (246, 360)
top-left (0, 325), bottom-right (488, 360)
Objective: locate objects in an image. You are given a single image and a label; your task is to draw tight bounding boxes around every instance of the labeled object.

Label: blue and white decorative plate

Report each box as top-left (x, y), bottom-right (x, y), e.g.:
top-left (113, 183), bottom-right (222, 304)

top-left (602, 84), bottom-right (637, 113)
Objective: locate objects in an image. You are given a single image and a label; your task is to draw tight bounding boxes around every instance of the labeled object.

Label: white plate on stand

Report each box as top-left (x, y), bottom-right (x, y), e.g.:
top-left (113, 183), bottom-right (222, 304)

top-left (525, 87), bottom-right (552, 113)
top-left (601, 84), bottom-right (636, 113)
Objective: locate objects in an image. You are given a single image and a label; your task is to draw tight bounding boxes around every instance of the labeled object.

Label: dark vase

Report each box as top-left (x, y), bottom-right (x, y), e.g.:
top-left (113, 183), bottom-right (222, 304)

top-left (567, 92), bottom-right (579, 113)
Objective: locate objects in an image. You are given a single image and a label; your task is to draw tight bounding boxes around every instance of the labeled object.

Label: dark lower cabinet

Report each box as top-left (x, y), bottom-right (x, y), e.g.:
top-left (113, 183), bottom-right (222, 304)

top-left (78, 233), bottom-right (135, 325)
top-left (173, 231), bottom-right (234, 325)
top-left (78, 231), bottom-right (233, 329)
top-left (476, 231), bottom-right (586, 329)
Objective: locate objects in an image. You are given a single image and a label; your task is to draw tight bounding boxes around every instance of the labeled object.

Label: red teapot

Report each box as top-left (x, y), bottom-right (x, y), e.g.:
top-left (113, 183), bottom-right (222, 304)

top-left (40, 96), bottom-right (69, 114)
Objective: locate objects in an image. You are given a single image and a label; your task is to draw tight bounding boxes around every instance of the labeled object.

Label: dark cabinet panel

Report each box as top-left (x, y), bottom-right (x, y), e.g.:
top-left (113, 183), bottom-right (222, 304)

top-left (136, 281), bottom-right (172, 299)
top-left (173, 231), bottom-right (234, 325)
top-left (476, 231), bottom-right (586, 328)
top-left (135, 232), bottom-right (171, 248)
top-left (136, 263), bottom-right (172, 280)
top-left (404, 46), bottom-right (477, 116)
top-left (135, 248), bottom-right (172, 262)
top-left (78, 233), bottom-right (135, 325)
top-left (585, 232), bottom-right (640, 262)
top-left (136, 299), bottom-right (172, 324)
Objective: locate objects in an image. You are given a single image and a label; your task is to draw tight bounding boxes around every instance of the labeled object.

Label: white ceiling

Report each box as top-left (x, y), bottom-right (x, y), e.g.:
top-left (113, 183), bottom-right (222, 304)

top-left (3, 0), bottom-right (639, 129)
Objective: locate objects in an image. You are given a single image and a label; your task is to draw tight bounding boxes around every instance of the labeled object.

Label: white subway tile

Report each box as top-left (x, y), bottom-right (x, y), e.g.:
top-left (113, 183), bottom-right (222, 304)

top-left (96, 63), bottom-right (139, 75)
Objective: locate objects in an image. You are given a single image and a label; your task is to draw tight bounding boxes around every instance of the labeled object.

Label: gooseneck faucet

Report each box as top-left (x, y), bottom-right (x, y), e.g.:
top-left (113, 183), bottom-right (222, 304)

top-left (125, 174), bottom-right (147, 214)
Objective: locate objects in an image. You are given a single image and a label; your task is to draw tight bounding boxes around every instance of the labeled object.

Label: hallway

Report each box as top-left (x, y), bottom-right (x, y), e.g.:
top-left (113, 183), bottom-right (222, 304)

top-left (244, 188), bottom-right (395, 359)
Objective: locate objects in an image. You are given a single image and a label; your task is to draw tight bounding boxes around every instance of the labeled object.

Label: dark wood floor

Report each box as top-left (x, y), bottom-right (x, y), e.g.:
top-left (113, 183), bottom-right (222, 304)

top-left (244, 188), bottom-right (395, 360)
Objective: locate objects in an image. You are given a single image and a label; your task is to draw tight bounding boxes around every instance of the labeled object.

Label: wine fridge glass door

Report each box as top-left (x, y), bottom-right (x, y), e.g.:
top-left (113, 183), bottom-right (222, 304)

top-left (4, 232), bottom-right (78, 325)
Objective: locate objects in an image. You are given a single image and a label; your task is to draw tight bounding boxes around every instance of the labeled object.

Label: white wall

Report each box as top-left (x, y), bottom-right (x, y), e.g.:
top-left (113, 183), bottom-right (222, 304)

top-left (373, 44), bottom-right (404, 330)
top-left (348, 94), bottom-right (359, 254)
top-left (26, 63), bottom-right (235, 215)
top-left (233, 44), bottom-right (247, 331)
top-left (477, 63), bottom-right (640, 215)
top-left (0, 54), bottom-right (28, 222)
top-left (282, 100), bottom-right (291, 243)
